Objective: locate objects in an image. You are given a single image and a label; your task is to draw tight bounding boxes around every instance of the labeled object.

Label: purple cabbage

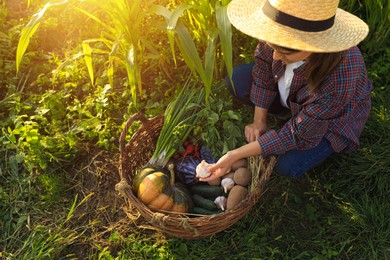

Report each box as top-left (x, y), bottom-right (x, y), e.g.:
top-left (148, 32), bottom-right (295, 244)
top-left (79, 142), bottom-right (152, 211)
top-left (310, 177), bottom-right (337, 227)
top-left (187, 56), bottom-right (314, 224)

top-left (200, 145), bottom-right (217, 163)
top-left (174, 156), bottom-right (201, 185)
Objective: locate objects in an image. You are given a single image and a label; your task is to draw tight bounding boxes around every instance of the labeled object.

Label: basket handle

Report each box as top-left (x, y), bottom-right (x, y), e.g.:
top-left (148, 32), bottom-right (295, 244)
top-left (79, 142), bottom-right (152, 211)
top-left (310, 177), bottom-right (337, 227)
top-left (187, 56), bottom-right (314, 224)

top-left (118, 112), bottom-right (148, 181)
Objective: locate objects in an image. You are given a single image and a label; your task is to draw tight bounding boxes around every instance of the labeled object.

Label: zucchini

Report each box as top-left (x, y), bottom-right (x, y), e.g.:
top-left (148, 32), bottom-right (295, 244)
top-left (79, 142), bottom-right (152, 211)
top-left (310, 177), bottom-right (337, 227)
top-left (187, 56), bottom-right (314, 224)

top-left (190, 184), bottom-right (223, 197)
top-left (192, 194), bottom-right (217, 210)
top-left (191, 207), bottom-right (221, 215)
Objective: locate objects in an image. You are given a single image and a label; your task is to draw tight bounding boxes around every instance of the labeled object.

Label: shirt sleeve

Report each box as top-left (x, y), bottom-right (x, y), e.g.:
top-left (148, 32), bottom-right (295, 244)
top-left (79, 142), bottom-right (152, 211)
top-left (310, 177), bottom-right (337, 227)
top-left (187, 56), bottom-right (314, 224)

top-left (258, 49), bottom-right (365, 156)
top-left (250, 42), bottom-right (278, 108)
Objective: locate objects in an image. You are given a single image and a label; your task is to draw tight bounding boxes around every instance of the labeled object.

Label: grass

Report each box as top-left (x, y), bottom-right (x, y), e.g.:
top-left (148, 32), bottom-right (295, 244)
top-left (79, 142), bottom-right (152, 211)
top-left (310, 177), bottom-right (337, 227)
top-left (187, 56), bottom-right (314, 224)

top-left (1, 0), bottom-right (389, 259)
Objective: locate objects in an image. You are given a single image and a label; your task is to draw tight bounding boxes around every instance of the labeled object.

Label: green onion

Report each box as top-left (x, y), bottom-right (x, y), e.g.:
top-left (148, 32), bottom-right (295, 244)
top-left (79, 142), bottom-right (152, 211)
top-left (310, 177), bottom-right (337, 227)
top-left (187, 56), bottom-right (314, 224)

top-left (149, 79), bottom-right (205, 167)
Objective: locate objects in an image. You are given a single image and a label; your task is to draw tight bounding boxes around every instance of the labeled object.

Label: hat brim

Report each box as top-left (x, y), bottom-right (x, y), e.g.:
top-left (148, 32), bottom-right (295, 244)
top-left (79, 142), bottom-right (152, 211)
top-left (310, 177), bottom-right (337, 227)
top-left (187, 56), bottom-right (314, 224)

top-left (227, 0), bottom-right (369, 52)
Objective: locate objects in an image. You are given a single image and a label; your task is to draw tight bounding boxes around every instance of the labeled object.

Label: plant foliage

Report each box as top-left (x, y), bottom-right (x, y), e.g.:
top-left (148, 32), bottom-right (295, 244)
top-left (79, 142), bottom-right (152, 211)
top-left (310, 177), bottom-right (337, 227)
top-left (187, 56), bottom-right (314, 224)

top-left (1, 0), bottom-right (389, 258)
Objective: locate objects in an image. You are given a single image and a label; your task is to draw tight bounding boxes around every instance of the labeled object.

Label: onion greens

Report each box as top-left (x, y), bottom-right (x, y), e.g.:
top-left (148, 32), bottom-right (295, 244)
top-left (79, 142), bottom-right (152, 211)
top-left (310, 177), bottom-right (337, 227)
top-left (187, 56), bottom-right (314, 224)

top-left (149, 80), bottom-right (205, 167)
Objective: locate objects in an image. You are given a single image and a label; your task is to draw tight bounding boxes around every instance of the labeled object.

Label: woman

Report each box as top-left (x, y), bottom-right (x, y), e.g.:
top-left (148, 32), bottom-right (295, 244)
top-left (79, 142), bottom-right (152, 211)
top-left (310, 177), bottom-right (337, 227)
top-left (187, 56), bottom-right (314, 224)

top-left (200, 0), bottom-right (372, 180)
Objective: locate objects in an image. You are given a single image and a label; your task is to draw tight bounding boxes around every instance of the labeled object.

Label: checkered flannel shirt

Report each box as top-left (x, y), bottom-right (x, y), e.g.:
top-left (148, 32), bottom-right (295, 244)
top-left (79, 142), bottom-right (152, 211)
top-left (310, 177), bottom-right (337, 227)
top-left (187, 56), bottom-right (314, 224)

top-left (251, 42), bottom-right (372, 156)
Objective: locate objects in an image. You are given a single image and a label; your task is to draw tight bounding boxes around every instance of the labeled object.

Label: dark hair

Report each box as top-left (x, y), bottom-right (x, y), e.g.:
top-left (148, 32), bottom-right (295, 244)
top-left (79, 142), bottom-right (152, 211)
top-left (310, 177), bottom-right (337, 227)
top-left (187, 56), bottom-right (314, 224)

top-left (305, 52), bottom-right (342, 92)
top-left (267, 42), bottom-right (342, 92)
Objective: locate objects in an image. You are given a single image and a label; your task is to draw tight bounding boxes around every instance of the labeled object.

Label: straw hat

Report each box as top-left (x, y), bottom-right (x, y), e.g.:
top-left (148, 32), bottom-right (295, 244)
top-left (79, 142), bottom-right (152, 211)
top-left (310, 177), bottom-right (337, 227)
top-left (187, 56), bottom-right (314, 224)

top-left (227, 0), bottom-right (369, 52)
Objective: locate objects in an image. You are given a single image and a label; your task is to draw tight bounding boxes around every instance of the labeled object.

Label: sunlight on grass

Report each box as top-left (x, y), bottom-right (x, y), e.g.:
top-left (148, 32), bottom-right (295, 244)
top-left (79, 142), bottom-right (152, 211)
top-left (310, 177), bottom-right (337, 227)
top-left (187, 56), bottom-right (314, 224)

top-left (2, 0), bottom-right (389, 258)
top-left (338, 201), bottom-right (362, 223)
top-left (374, 105), bottom-right (389, 121)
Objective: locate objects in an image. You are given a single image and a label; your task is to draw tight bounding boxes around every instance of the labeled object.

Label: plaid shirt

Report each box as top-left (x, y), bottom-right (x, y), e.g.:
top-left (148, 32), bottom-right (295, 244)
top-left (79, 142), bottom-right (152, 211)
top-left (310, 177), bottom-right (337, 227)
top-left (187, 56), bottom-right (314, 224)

top-left (251, 42), bottom-right (372, 156)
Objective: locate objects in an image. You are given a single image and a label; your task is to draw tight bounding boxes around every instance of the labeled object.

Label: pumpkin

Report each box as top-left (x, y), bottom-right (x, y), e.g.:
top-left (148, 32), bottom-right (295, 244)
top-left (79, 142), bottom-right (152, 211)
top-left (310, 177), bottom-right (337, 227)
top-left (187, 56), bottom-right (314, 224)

top-left (133, 164), bottom-right (193, 213)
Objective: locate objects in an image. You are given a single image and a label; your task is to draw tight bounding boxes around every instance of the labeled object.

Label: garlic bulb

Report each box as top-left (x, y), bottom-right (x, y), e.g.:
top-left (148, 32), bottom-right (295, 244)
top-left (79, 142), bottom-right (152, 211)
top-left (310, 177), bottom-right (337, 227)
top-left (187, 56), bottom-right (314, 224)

top-left (214, 196), bottom-right (227, 211)
top-left (221, 178), bottom-right (235, 193)
top-left (196, 160), bottom-right (211, 178)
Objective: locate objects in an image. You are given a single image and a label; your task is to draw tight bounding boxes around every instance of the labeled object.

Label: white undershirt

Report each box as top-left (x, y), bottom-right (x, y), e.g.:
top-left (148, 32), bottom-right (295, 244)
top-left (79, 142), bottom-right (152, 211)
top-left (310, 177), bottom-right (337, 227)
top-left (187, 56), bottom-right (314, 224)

top-left (278, 61), bottom-right (304, 108)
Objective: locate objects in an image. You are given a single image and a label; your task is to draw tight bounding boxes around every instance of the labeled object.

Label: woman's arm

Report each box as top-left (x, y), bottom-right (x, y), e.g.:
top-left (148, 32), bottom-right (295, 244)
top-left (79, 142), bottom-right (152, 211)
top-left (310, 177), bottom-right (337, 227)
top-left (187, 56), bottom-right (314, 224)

top-left (198, 141), bottom-right (262, 182)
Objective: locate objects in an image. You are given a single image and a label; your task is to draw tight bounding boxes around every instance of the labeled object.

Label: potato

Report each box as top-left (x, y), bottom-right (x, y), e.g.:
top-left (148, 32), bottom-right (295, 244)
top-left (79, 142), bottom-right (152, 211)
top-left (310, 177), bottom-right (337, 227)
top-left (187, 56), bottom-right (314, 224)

top-left (231, 158), bottom-right (248, 171)
top-left (222, 171), bottom-right (235, 180)
top-left (227, 185), bottom-right (248, 210)
top-left (208, 177), bottom-right (221, 186)
top-left (233, 167), bottom-right (252, 186)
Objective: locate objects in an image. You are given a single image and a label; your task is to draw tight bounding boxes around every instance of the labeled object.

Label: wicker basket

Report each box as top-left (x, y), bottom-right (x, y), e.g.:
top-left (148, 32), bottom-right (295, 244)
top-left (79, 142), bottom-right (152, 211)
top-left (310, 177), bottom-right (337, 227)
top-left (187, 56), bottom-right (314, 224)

top-left (116, 112), bottom-right (276, 239)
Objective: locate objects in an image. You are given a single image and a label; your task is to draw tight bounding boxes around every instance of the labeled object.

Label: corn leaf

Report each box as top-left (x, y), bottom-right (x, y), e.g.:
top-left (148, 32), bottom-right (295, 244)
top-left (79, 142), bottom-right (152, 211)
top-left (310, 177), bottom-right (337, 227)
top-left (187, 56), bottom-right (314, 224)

top-left (167, 4), bottom-right (192, 30)
top-left (72, 6), bottom-right (116, 36)
top-left (125, 45), bottom-right (138, 108)
top-left (107, 35), bottom-right (123, 87)
top-left (16, 0), bottom-right (68, 73)
top-left (216, 3), bottom-right (234, 94)
top-left (82, 42), bottom-right (94, 86)
top-left (153, 4), bottom-right (207, 83)
top-left (174, 21), bottom-right (206, 82)
top-left (204, 29), bottom-right (218, 99)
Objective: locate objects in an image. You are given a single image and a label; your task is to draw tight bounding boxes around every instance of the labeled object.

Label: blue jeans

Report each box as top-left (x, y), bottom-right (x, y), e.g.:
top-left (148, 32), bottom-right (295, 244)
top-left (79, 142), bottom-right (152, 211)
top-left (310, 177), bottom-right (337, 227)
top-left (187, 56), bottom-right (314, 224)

top-left (225, 63), bottom-right (335, 178)
top-left (274, 138), bottom-right (334, 178)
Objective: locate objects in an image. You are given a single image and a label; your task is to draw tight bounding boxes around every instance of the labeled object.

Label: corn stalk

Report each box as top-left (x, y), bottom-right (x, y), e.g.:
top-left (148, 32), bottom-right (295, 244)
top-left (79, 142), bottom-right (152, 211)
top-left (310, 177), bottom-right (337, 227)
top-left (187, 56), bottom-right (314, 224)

top-left (16, 0), bottom-right (160, 109)
top-left (153, 0), bottom-right (234, 101)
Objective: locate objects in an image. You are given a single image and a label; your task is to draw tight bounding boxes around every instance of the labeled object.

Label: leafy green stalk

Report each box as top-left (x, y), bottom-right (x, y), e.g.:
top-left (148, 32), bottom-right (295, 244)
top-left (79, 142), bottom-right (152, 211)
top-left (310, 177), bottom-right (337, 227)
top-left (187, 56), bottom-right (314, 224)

top-left (215, 3), bottom-right (235, 94)
top-left (17, 0), bottom-right (159, 109)
top-left (16, 0), bottom-right (69, 73)
top-left (149, 80), bottom-right (205, 167)
top-left (153, 1), bottom-right (233, 101)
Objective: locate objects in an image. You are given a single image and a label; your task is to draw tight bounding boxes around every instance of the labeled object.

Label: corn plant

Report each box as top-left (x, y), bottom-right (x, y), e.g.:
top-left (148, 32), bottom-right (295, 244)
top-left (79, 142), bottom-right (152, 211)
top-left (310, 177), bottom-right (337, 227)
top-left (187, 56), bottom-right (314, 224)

top-left (16, 0), bottom-right (68, 74)
top-left (16, 0), bottom-right (163, 109)
top-left (153, 0), bottom-right (234, 101)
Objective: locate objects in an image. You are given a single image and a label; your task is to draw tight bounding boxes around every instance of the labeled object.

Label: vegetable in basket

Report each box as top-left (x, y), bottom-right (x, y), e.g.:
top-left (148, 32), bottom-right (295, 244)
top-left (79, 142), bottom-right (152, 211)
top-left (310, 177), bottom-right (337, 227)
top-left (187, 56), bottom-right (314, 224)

top-left (134, 165), bottom-right (193, 213)
top-left (174, 143), bottom-right (216, 186)
top-left (174, 156), bottom-right (201, 185)
top-left (133, 80), bottom-right (206, 213)
top-left (195, 160), bottom-right (212, 178)
top-left (148, 81), bottom-right (206, 167)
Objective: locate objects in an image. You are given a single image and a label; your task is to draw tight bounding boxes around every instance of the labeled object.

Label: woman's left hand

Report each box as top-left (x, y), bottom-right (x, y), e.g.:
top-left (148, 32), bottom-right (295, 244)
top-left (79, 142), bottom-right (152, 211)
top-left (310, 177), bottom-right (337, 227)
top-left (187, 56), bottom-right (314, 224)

top-left (198, 141), bottom-right (263, 182)
top-left (198, 153), bottom-right (234, 182)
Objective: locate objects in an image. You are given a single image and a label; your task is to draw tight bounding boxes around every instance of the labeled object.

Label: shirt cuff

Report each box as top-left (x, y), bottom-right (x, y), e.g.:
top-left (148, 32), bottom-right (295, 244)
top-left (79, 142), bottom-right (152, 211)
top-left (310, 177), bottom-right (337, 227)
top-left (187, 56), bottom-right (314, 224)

top-left (257, 130), bottom-right (285, 156)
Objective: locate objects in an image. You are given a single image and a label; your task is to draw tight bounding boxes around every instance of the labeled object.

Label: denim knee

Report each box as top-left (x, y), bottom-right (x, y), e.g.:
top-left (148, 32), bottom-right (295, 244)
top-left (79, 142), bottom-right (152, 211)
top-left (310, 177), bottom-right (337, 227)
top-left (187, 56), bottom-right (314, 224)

top-left (273, 138), bottom-right (334, 178)
top-left (274, 160), bottom-right (305, 178)
top-left (224, 63), bottom-right (255, 105)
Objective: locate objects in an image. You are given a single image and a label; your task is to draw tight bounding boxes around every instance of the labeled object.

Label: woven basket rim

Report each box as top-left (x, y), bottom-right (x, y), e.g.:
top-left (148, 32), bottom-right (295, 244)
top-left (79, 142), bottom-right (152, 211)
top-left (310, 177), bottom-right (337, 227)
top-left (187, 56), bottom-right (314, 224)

top-left (116, 112), bottom-right (275, 239)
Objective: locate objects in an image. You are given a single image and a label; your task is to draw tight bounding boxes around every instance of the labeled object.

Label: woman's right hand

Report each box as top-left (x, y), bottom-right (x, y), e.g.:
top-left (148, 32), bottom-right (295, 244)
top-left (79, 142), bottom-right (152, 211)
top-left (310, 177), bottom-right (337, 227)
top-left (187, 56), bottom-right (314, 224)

top-left (245, 106), bottom-right (269, 142)
top-left (245, 121), bottom-right (267, 142)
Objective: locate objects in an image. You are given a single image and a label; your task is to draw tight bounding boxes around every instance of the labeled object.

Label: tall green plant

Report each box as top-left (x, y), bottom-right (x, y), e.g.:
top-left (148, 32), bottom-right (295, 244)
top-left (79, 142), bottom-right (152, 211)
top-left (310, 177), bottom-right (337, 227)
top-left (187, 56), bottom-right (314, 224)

top-left (16, 0), bottom-right (161, 108)
top-left (16, 0), bottom-right (68, 73)
top-left (153, 0), bottom-right (233, 101)
top-left (72, 0), bottom-right (161, 108)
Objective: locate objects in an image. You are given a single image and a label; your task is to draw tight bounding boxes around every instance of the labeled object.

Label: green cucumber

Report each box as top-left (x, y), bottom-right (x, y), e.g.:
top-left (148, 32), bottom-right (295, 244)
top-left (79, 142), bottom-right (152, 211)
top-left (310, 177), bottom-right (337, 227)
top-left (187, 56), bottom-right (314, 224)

top-left (191, 207), bottom-right (221, 215)
top-left (190, 184), bottom-right (223, 197)
top-left (192, 194), bottom-right (217, 210)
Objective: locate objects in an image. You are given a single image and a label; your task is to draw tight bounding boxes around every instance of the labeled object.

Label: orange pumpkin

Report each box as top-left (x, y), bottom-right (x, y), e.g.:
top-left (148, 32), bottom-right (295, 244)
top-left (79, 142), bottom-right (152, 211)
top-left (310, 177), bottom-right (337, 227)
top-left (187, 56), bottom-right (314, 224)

top-left (133, 165), bottom-right (193, 213)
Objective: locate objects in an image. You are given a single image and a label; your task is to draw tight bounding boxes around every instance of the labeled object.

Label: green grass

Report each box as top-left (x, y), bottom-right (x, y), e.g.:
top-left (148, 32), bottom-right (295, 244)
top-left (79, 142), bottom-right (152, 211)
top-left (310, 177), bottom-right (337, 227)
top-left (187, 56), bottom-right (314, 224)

top-left (1, 0), bottom-right (389, 259)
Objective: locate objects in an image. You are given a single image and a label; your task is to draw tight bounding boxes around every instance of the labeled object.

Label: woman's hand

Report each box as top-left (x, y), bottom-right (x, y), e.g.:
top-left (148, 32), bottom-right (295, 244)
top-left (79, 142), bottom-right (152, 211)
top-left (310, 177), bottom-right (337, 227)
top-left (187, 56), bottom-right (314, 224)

top-left (245, 122), bottom-right (267, 143)
top-left (198, 141), bottom-right (263, 182)
top-left (245, 106), bottom-right (269, 142)
top-left (197, 152), bottom-right (234, 182)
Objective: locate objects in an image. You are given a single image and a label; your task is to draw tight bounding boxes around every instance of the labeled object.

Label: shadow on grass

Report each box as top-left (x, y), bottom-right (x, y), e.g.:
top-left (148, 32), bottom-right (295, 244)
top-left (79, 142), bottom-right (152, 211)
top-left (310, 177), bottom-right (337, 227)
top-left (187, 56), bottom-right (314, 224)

top-left (165, 102), bottom-right (390, 259)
